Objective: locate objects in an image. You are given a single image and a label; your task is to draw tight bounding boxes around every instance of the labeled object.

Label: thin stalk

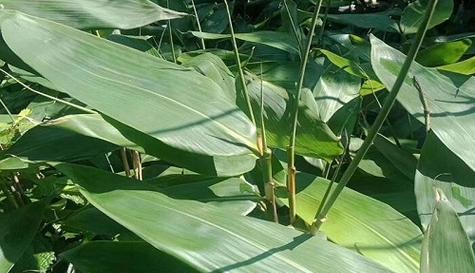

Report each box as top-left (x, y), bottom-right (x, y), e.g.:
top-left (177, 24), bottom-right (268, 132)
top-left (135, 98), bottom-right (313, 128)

top-left (167, 0), bottom-right (177, 63)
top-left (223, 0), bottom-right (256, 125)
top-left (258, 65), bottom-right (278, 223)
top-left (0, 68), bottom-right (96, 114)
top-left (132, 151), bottom-right (143, 181)
top-left (318, 0), bottom-right (331, 45)
top-left (0, 96), bottom-right (14, 123)
top-left (120, 148), bottom-right (131, 177)
top-left (191, 0), bottom-right (206, 50)
top-left (287, 0), bottom-right (325, 224)
top-left (413, 76), bottom-right (431, 133)
top-left (283, 0), bottom-right (303, 56)
top-left (12, 173), bottom-right (26, 205)
top-left (312, 132), bottom-right (349, 233)
top-left (312, 0), bottom-right (439, 232)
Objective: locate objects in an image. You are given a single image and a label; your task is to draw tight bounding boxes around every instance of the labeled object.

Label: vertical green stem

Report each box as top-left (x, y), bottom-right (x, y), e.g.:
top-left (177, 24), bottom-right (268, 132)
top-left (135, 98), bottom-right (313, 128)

top-left (312, 0), bottom-right (439, 232)
top-left (318, 0), bottom-right (331, 45)
top-left (167, 0), bottom-right (177, 63)
top-left (287, 0), bottom-right (325, 224)
top-left (191, 0), bottom-right (206, 50)
top-left (223, 0), bottom-right (256, 125)
top-left (258, 65), bottom-right (278, 223)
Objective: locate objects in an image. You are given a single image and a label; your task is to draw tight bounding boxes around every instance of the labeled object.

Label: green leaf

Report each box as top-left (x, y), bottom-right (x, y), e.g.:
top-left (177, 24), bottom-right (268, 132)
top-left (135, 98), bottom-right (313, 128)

top-left (326, 11), bottom-right (399, 32)
top-left (415, 132), bottom-right (475, 245)
top-left (416, 39), bottom-right (472, 67)
top-left (437, 56), bottom-right (475, 75)
top-left (288, 174), bottom-right (422, 273)
top-left (25, 114), bottom-right (256, 176)
top-left (3, 122), bottom-right (117, 163)
top-left (312, 64), bottom-right (361, 122)
top-left (0, 11), bottom-right (258, 157)
top-left (0, 0), bottom-right (187, 29)
top-left (190, 31), bottom-right (300, 55)
top-left (420, 189), bottom-right (475, 273)
top-left (56, 163), bottom-right (392, 273)
top-left (246, 76), bottom-right (343, 160)
top-left (179, 53), bottom-right (236, 103)
top-left (64, 207), bottom-right (140, 241)
top-left (373, 134), bottom-right (417, 180)
top-left (0, 202), bottom-right (46, 273)
top-left (62, 241), bottom-right (199, 273)
top-left (400, 0), bottom-right (454, 34)
top-left (370, 35), bottom-right (475, 172)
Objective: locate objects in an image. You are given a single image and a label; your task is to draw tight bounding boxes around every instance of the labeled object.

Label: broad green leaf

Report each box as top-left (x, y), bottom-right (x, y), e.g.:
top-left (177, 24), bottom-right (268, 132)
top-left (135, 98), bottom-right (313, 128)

top-left (438, 56), bottom-right (475, 75)
top-left (3, 123), bottom-right (117, 163)
top-left (416, 39), bottom-right (472, 67)
top-left (0, 0), bottom-right (187, 29)
top-left (400, 0), bottom-right (454, 34)
top-left (370, 35), bottom-right (475, 172)
top-left (179, 53), bottom-right (236, 102)
top-left (246, 77), bottom-right (343, 160)
top-left (326, 12), bottom-right (399, 32)
top-left (420, 189), bottom-right (475, 273)
top-left (12, 114), bottom-right (256, 176)
top-left (415, 132), bottom-right (475, 244)
top-left (319, 49), bottom-right (368, 78)
top-left (0, 11), bottom-right (258, 157)
top-left (64, 207), bottom-right (140, 241)
top-left (62, 241), bottom-right (199, 273)
top-left (289, 174), bottom-right (422, 273)
top-left (190, 31), bottom-right (300, 55)
top-left (373, 134), bottom-right (417, 180)
top-left (10, 237), bottom-right (55, 273)
top-left (56, 163), bottom-right (392, 273)
top-left (298, 9), bottom-right (399, 32)
top-left (0, 202), bottom-right (46, 273)
top-left (312, 64), bottom-right (361, 122)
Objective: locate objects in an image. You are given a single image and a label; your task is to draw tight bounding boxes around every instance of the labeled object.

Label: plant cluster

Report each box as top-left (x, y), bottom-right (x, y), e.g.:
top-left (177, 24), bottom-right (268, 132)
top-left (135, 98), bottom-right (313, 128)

top-left (0, 0), bottom-right (473, 273)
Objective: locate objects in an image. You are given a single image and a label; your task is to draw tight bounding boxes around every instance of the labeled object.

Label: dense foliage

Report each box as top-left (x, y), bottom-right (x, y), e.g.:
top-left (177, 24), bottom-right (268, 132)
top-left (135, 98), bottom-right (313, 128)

top-left (0, 0), bottom-right (473, 272)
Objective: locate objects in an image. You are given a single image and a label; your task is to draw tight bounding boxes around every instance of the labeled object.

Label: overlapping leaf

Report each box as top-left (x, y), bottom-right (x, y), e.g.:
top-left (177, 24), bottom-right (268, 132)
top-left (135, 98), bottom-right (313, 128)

top-left (289, 174), bottom-right (422, 273)
top-left (56, 163), bottom-right (392, 273)
top-left (0, 11), bottom-right (258, 158)
top-left (0, 0), bottom-right (186, 29)
top-left (370, 35), bottom-right (475, 171)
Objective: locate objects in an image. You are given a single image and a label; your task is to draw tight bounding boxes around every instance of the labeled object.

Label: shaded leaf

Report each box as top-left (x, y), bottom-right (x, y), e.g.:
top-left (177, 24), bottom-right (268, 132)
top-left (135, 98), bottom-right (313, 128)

top-left (370, 35), bottom-right (475, 172)
top-left (56, 163), bottom-right (392, 273)
top-left (0, 202), bottom-right (46, 273)
top-left (62, 241), bottom-right (199, 273)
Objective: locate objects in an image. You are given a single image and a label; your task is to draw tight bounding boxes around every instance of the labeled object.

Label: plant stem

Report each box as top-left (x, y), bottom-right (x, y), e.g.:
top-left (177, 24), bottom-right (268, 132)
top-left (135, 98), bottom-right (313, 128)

top-left (190, 0), bottom-right (206, 50)
top-left (120, 148), bottom-right (131, 177)
top-left (283, 0), bottom-right (303, 56)
top-left (413, 76), bottom-right (431, 133)
top-left (287, 0), bottom-right (324, 224)
top-left (223, 0), bottom-right (256, 125)
top-left (258, 65), bottom-right (278, 223)
top-left (132, 151), bottom-right (143, 181)
top-left (167, 0), bottom-right (177, 63)
top-left (318, 0), bottom-right (331, 45)
top-left (312, 0), bottom-right (439, 232)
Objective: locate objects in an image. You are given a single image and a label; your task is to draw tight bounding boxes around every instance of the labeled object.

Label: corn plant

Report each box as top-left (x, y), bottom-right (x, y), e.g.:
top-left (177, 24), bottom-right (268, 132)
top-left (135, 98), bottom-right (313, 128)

top-left (0, 0), bottom-right (473, 273)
